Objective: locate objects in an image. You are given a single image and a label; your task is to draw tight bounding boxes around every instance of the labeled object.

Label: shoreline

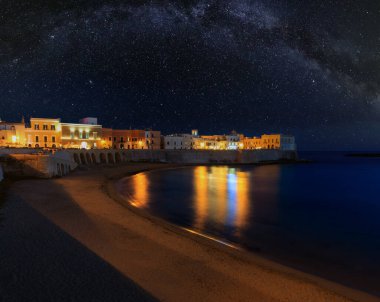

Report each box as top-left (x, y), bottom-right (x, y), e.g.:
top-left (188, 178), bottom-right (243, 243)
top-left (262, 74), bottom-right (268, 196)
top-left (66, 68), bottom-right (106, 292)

top-left (1, 163), bottom-right (378, 301)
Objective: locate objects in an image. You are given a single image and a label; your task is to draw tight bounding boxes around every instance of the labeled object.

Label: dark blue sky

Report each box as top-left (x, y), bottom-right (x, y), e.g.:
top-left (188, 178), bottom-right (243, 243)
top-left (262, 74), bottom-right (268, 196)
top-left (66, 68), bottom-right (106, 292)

top-left (0, 1), bottom-right (379, 150)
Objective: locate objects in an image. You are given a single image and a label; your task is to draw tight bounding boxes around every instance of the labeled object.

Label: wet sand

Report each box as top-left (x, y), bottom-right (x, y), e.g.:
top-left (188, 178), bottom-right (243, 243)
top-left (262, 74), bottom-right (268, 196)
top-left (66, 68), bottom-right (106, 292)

top-left (0, 163), bottom-right (378, 302)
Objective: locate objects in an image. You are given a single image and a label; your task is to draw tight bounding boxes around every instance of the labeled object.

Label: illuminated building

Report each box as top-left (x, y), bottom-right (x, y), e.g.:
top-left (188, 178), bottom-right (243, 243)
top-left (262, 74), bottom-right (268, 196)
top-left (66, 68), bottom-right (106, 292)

top-left (0, 118), bottom-right (27, 147)
top-left (25, 118), bottom-right (61, 148)
top-left (244, 134), bottom-right (296, 150)
top-left (192, 131), bottom-right (245, 150)
top-left (102, 129), bottom-right (149, 150)
top-left (60, 118), bottom-right (102, 149)
top-left (101, 128), bottom-right (113, 149)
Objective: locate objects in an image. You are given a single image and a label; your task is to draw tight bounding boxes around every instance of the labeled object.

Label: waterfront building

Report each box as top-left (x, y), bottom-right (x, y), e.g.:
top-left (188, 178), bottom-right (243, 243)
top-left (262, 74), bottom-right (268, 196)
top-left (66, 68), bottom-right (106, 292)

top-left (25, 118), bottom-right (61, 148)
top-left (0, 119), bottom-right (27, 147)
top-left (192, 131), bottom-right (244, 150)
top-left (60, 119), bottom-right (102, 149)
top-left (164, 134), bottom-right (193, 150)
top-left (102, 129), bottom-right (148, 150)
top-left (101, 128), bottom-right (113, 149)
top-left (244, 134), bottom-right (296, 150)
top-left (226, 131), bottom-right (244, 150)
top-left (145, 130), bottom-right (161, 150)
top-left (243, 136), bottom-right (262, 149)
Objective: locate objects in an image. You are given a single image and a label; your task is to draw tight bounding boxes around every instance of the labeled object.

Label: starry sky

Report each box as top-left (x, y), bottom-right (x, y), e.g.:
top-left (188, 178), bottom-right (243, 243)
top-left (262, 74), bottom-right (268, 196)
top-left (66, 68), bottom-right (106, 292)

top-left (0, 1), bottom-right (379, 150)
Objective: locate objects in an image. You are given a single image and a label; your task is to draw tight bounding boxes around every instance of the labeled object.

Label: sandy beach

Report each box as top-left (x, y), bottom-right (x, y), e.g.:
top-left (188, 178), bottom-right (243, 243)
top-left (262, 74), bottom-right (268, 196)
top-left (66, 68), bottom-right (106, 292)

top-left (0, 163), bottom-right (378, 302)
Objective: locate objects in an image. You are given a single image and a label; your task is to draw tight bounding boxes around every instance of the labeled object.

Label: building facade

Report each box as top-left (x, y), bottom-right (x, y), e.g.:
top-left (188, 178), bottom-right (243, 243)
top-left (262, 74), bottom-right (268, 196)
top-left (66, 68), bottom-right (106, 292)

top-left (164, 134), bottom-right (193, 150)
top-left (60, 120), bottom-right (102, 149)
top-left (25, 118), bottom-right (61, 148)
top-left (0, 120), bottom-right (26, 147)
top-left (145, 130), bottom-right (161, 150)
top-left (244, 134), bottom-right (296, 150)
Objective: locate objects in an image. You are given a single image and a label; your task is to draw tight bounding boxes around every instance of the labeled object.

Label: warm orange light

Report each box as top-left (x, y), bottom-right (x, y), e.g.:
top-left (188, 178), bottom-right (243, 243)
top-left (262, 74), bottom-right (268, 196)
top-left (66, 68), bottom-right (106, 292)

top-left (193, 166), bottom-right (208, 229)
top-left (132, 173), bottom-right (149, 208)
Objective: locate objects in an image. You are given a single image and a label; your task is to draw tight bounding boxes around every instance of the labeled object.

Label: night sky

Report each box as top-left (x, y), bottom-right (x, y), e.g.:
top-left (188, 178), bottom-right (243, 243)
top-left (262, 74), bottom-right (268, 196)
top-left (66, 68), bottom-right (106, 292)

top-left (1, 1), bottom-right (379, 150)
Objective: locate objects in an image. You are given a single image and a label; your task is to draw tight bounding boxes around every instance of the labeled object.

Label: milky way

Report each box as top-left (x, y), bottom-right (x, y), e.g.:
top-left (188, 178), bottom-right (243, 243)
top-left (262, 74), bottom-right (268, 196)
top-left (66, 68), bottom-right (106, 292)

top-left (0, 0), bottom-right (379, 149)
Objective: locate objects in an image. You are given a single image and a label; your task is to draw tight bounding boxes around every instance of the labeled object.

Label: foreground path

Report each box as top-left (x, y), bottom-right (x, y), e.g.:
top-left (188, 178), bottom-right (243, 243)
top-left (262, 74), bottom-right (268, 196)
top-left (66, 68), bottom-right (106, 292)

top-left (1, 164), bottom-right (378, 302)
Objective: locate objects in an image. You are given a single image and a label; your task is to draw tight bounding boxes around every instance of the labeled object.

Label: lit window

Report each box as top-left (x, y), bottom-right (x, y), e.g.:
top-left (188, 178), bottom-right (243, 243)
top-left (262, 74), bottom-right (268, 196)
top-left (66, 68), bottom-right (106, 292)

top-left (51, 125), bottom-right (56, 131)
top-left (34, 124), bottom-right (39, 130)
top-left (43, 125), bottom-right (48, 130)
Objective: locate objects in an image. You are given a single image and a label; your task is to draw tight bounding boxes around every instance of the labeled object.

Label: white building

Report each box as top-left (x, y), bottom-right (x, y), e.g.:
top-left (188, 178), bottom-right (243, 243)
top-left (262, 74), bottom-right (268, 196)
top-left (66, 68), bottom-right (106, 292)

top-left (164, 134), bottom-right (193, 150)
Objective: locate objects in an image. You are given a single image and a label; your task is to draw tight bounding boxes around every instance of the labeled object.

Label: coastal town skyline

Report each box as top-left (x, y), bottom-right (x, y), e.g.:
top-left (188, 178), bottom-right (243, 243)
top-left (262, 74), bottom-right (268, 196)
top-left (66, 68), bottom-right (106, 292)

top-left (0, 115), bottom-right (296, 151)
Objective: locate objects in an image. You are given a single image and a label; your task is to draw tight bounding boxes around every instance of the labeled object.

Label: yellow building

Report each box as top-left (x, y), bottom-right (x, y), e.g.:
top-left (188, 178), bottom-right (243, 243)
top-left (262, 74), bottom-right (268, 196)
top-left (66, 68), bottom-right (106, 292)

top-left (25, 118), bottom-right (61, 148)
top-left (0, 120), bottom-right (26, 147)
top-left (243, 136), bottom-right (262, 149)
top-left (244, 134), bottom-right (296, 150)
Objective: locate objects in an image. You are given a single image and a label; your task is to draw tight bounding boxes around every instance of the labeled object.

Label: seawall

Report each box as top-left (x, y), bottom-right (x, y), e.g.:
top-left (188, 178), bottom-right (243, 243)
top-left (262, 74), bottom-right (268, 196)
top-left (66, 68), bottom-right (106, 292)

top-left (0, 149), bottom-right (297, 179)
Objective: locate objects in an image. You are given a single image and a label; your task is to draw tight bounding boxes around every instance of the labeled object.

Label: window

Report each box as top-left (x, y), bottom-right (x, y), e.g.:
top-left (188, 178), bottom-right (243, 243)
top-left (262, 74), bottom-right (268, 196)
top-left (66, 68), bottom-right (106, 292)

top-left (44, 136), bottom-right (48, 142)
top-left (120, 137), bottom-right (124, 142)
top-left (85, 132), bottom-right (89, 139)
top-left (35, 136), bottom-right (39, 142)
top-left (51, 125), bottom-right (56, 131)
top-left (43, 125), bottom-right (48, 130)
top-left (113, 137), bottom-right (116, 141)
top-left (93, 132), bottom-right (97, 139)
top-left (34, 124), bottom-right (39, 130)
top-left (109, 137), bottom-right (112, 141)
top-left (79, 132), bottom-right (83, 139)
top-left (52, 136), bottom-right (56, 143)
top-left (70, 132), bottom-right (74, 139)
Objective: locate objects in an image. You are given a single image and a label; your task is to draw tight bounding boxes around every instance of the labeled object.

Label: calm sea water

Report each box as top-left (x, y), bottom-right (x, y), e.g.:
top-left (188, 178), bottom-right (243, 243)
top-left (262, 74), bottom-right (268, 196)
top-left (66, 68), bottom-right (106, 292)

top-left (118, 152), bottom-right (380, 294)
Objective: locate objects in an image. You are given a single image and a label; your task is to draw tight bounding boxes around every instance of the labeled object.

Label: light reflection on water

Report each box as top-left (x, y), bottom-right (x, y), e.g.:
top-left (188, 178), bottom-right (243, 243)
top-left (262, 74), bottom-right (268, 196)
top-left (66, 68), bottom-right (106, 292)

top-left (118, 157), bottom-right (380, 294)
top-left (124, 165), bottom-right (284, 240)
top-left (193, 166), bottom-right (252, 238)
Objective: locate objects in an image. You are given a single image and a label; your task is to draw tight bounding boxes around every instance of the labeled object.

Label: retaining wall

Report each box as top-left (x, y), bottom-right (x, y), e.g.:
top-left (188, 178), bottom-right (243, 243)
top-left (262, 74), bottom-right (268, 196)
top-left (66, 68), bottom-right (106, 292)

top-left (0, 149), bottom-right (297, 179)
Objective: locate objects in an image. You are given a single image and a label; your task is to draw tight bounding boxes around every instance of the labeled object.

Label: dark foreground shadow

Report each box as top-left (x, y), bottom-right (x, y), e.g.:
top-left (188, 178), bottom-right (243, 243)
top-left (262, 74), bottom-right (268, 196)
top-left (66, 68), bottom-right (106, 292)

top-left (0, 192), bottom-right (157, 302)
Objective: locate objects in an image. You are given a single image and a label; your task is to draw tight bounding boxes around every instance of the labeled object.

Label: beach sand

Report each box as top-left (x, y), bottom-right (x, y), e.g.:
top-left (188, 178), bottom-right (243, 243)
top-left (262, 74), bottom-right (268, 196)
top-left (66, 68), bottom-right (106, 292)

top-left (0, 163), bottom-right (378, 302)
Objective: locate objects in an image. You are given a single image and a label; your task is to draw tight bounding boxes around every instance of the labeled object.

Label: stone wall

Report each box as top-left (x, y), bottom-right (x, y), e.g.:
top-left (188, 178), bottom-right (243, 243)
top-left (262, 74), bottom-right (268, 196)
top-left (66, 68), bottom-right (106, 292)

top-left (0, 149), bottom-right (297, 179)
top-left (63, 149), bottom-right (297, 165)
top-left (0, 153), bottom-right (72, 179)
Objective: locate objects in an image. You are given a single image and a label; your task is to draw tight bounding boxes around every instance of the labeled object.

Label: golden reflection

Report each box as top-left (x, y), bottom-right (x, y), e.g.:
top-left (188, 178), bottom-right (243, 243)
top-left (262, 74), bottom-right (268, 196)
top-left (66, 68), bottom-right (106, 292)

top-left (235, 171), bottom-right (250, 235)
top-left (193, 166), bottom-right (250, 234)
top-left (193, 166), bottom-right (208, 229)
top-left (211, 167), bottom-right (228, 223)
top-left (131, 173), bottom-right (149, 208)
